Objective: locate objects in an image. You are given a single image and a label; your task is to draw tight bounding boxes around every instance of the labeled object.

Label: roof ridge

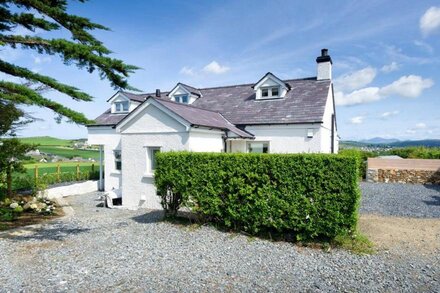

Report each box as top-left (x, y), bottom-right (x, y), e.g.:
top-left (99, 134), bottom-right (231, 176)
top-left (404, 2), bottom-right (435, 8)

top-left (153, 96), bottom-right (222, 115)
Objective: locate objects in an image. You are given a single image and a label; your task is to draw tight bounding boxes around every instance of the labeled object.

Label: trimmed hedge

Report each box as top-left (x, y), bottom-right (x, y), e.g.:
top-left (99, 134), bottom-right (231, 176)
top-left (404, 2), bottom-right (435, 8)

top-left (155, 152), bottom-right (360, 240)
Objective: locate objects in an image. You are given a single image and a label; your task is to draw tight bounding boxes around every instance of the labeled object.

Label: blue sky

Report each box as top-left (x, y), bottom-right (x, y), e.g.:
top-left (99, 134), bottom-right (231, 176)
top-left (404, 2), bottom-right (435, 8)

top-left (3, 0), bottom-right (440, 140)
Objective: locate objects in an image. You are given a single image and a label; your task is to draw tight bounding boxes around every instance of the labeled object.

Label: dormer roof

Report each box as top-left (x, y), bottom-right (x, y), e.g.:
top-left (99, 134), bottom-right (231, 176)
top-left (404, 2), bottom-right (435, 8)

top-left (168, 83), bottom-right (202, 97)
top-left (252, 72), bottom-right (291, 90)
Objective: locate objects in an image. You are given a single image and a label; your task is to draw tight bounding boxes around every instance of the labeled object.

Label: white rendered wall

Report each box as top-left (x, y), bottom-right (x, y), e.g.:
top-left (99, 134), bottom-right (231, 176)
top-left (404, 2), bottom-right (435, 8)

top-left (320, 86), bottom-right (338, 153)
top-left (188, 129), bottom-right (224, 152)
top-left (230, 124), bottom-right (322, 154)
top-left (87, 127), bottom-right (122, 191)
top-left (119, 103), bottom-right (190, 209)
top-left (317, 62), bottom-right (332, 80)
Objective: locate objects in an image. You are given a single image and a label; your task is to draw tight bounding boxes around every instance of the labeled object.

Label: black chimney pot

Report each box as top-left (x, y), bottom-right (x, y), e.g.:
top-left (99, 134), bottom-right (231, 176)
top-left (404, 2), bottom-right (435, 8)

top-left (316, 48), bottom-right (332, 64)
top-left (155, 89), bottom-right (161, 97)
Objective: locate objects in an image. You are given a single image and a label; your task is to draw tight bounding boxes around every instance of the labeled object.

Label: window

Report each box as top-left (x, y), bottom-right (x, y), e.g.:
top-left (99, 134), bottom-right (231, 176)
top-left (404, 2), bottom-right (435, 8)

top-left (174, 94), bottom-right (189, 104)
top-left (147, 147), bottom-right (160, 173)
top-left (260, 87), bottom-right (280, 99)
top-left (114, 150), bottom-right (121, 170)
top-left (114, 101), bottom-right (129, 112)
top-left (247, 142), bottom-right (269, 153)
top-left (307, 129), bottom-right (314, 138)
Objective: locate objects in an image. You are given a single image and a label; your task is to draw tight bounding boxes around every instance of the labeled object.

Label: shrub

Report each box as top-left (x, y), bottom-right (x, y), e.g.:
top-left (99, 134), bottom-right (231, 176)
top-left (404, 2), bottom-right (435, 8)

top-left (339, 149), bottom-right (377, 179)
top-left (389, 147), bottom-right (440, 159)
top-left (155, 152), bottom-right (360, 240)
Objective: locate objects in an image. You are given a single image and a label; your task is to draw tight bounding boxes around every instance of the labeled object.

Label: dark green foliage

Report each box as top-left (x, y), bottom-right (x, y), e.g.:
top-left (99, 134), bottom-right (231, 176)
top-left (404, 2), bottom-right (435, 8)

top-left (338, 149), bottom-right (377, 179)
top-left (0, 0), bottom-right (138, 124)
top-left (155, 152), bottom-right (360, 240)
top-left (389, 147), bottom-right (440, 159)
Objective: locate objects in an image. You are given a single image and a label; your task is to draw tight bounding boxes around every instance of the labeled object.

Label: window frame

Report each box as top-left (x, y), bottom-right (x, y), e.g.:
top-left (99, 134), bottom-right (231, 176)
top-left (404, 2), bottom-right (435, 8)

top-left (247, 141), bottom-right (270, 154)
top-left (146, 146), bottom-right (161, 175)
top-left (114, 101), bottom-right (129, 113)
top-left (174, 94), bottom-right (189, 104)
top-left (113, 149), bottom-right (122, 171)
top-left (259, 86), bottom-right (280, 99)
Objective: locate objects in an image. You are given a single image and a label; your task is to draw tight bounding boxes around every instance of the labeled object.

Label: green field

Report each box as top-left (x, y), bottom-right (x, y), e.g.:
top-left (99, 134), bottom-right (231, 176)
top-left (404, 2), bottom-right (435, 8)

top-left (37, 146), bottom-right (100, 160)
top-left (18, 136), bottom-right (78, 146)
top-left (24, 162), bottom-right (99, 176)
top-left (17, 136), bottom-right (99, 161)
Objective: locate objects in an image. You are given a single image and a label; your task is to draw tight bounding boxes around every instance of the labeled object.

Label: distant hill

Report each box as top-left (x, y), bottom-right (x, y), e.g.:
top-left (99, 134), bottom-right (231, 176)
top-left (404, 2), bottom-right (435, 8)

top-left (388, 139), bottom-right (440, 147)
top-left (341, 138), bottom-right (440, 148)
top-left (18, 136), bottom-right (84, 146)
top-left (360, 137), bottom-right (400, 144)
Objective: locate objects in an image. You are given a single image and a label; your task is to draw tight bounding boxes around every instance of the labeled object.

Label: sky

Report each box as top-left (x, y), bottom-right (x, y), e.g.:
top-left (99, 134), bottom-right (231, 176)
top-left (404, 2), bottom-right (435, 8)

top-left (2, 0), bottom-right (440, 141)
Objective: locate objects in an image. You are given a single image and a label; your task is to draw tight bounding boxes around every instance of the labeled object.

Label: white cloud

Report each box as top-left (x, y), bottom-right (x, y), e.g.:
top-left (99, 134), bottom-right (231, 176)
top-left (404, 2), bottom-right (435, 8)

top-left (334, 67), bottom-right (377, 92)
top-left (379, 75), bottom-right (434, 98)
top-left (380, 62), bottom-right (399, 73)
top-left (381, 110), bottom-right (399, 119)
top-left (350, 116), bottom-right (364, 124)
top-left (406, 129), bottom-right (416, 134)
top-left (335, 87), bottom-right (381, 106)
top-left (202, 61), bottom-right (230, 74)
top-left (33, 55), bottom-right (51, 64)
top-left (179, 66), bottom-right (195, 76)
top-left (420, 6), bottom-right (440, 36)
top-left (414, 40), bottom-right (434, 53)
top-left (415, 122), bottom-right (426, 129)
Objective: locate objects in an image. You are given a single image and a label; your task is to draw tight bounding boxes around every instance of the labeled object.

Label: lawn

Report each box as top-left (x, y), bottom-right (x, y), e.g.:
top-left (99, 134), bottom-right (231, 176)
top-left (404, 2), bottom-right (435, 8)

top-left (24, 162), bottom-right (99, 176)
top-left (37, 146), bottom-right (100, 160)
top-left (18, 136), bottom-right (77, 146)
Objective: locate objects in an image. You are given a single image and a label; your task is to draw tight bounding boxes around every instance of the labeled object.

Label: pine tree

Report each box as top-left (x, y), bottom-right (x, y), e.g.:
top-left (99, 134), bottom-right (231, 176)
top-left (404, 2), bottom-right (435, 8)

top-left (0, 0), bottom-right (139, 125)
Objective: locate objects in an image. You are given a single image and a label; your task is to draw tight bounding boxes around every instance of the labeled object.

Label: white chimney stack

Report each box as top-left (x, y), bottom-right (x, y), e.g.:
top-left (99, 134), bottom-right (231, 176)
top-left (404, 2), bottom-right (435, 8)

top-left (316, 48), bottom-right (332, 80)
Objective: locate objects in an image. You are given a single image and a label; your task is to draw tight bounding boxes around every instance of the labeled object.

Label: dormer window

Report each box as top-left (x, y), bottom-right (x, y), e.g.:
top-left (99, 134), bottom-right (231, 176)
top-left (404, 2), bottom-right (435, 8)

top-left (174, 94), bottom-right (189, 104)
top-left (262, 87), bottom-right (279, 98)
top-left (114, 101), bottom-right (129, 112)
top-left (253, 72), bottom-right (291, 100)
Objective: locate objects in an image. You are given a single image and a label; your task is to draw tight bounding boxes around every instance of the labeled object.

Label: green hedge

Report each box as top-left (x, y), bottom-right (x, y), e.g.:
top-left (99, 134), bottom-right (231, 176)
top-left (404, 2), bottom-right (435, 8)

top-left (155, 152), bottom-right (360, 240)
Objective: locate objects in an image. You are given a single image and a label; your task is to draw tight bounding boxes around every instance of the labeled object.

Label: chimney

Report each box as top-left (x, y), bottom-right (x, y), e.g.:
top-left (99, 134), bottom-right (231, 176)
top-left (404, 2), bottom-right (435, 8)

top-left (316, 48), bottom-right (332, 80)
top-left (155, 89), bottom-right (161, 97)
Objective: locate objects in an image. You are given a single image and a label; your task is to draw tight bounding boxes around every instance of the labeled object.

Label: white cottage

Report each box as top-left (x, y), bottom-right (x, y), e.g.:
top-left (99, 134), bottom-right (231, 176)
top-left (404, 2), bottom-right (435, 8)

top-left (87, 49), bottom-right (338, 209)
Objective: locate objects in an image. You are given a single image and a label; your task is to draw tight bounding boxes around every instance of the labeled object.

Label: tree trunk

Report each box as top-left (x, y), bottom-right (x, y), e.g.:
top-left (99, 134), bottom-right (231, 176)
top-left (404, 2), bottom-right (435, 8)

top-left (6, 164), bottom-right (12, 198)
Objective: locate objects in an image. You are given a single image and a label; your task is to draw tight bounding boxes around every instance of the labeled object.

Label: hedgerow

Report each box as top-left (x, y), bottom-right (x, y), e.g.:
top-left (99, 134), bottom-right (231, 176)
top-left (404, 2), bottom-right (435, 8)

top-left (155, 152), bottom-right (360, 240)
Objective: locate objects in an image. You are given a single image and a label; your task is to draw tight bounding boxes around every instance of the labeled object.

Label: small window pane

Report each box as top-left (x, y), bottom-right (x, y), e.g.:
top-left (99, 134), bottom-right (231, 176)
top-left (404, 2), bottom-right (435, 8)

top-left (182, 95), bottom-right (188, 104)
top-left (175, 96), bottom-right (180, 103)
top-left (271, 87), bottom-right (279, 96)
top-left (122, 101), bottom-right (129, 111)
top-left (262, 89), bottom-right (269, 97)
top-left (248, 142), bottom-right (269, 153)
top-left (114, 150), bottom-right (121, 170)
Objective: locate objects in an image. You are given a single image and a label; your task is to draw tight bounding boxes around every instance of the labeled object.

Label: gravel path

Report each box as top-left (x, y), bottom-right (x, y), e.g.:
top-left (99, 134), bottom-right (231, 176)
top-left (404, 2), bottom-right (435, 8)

top-left (0, 186), bottom-right (439, 292)
top-left (360, 182), bottom-right (440, 218)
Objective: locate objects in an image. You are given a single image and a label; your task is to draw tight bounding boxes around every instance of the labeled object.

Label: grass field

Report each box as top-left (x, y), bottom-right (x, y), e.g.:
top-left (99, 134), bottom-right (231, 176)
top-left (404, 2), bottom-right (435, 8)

top-left (24, 162), bottom-right (98, 176)
top-left (37, 146), bottom-right (100, 160)
top-left (18, 136), bottom-right (78, 146)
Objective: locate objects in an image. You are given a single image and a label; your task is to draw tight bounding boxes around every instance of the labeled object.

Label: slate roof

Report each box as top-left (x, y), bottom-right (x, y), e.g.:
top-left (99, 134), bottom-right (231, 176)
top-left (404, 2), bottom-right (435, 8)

top-left (91, 76), bottom-right (331, 134)
top-left (153, 98), bottom-right (253, 138)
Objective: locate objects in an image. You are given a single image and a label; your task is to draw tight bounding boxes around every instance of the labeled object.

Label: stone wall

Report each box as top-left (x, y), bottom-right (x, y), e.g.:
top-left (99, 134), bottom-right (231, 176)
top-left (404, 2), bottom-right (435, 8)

top-left (367, 158), bottom-right (440, 185)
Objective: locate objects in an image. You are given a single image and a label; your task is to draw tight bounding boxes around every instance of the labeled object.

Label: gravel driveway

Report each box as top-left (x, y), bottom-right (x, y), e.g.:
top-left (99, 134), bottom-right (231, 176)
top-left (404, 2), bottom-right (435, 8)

top-left (360, 182), bottom-right (440, 218)
top-left (0, 183), bottom-right (439, 292)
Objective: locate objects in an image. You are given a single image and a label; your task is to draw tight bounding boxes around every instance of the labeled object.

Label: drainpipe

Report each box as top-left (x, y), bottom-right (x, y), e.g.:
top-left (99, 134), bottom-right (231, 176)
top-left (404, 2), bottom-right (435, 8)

top-left (222, 133), bottom-right (228, 153)
top-left (331, 114), bottom-right (335, 154)
top-left (99, 145), bottom-right (104, 191)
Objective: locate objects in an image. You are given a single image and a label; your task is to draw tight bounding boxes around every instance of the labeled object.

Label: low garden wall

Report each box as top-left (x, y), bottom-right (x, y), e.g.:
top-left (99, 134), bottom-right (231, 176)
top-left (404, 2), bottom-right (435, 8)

top-left (44, 180), bottom-right (99, 199)
top-left (367, 158), bottom-right (440, 184)
top-left (155, 152), bottom-right (360, 240)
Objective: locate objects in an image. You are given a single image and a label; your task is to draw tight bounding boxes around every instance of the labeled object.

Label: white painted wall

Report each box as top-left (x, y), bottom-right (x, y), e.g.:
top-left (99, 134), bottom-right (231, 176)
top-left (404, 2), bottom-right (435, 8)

top-left (317, 62), bottom-right (332, 80)
top-left (87, 126), bottom-right (122, 192)
top-left (320, 86), bottom-right (338, 153)
top-left (120, 133), bottom-right (190, 209)
top-left (188, 129), bottom-right (224, 152)
top-left (230, 124), bottom-right (323, 154)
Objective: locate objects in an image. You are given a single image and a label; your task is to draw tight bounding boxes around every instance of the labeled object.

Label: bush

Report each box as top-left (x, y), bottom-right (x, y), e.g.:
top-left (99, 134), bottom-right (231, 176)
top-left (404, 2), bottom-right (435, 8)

top-left (338, 149), bottom-right (375, 179)
top-left (389, 147), bottom-right (440, 159)
top-left (155, 152), bottom-right (360, 240)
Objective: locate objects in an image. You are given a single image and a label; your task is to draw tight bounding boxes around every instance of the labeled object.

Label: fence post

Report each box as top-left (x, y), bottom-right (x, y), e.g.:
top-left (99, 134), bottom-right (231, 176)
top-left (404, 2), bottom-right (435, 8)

top-left (76, 164), bottom-right (80, 181)
top-left (34, 165), bottom-right (38, 186)
top-left (57, 164), bottom-right (61, 182)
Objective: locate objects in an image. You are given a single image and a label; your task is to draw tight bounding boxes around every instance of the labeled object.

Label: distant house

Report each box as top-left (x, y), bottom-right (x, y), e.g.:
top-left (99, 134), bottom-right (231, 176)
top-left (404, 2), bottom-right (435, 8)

top-left (87, 49), bottom-right (338, 209)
